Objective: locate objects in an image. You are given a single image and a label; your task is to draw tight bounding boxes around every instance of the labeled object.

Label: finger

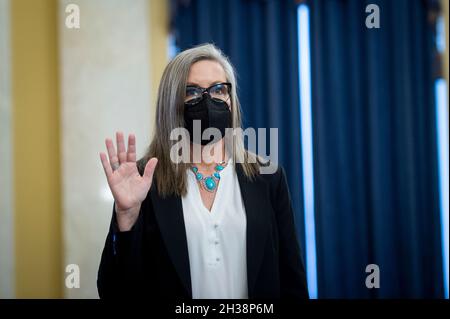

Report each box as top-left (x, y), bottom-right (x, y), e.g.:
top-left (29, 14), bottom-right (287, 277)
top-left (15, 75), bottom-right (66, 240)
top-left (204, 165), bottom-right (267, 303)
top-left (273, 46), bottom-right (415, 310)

top-left (127, 134), bottom-right (136, 162)
top-left (100, 152), bottom-right (113, 179)
top-left (116, 131), bottom-right (127, 164)
top-left (105, 138), bottom-right (119, 169)
top-left (143, 157), bottom-right (158, 186)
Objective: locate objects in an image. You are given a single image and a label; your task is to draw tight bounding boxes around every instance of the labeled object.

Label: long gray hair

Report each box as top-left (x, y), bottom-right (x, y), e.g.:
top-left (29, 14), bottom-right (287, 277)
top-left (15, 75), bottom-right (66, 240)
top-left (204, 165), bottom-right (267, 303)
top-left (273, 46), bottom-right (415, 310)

top-left (139, 43), bottom-right (260, 197)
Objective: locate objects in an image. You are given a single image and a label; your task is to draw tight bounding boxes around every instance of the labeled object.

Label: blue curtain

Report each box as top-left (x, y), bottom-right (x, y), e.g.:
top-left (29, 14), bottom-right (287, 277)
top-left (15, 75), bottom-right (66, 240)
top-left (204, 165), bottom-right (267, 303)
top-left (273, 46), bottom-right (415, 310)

top-left (308, 0), bottom-right (444, 298)
top-left (170, 0), bottom-right (445, 298)
top-left (171, 0), bottom-right (307, 260)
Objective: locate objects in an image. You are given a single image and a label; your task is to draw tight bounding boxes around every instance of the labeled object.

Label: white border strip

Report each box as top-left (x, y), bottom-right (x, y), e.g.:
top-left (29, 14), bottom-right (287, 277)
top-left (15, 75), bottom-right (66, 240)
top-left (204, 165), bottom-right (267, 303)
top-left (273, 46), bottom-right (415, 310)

top-left (0, 0), bottom-right (15, 299)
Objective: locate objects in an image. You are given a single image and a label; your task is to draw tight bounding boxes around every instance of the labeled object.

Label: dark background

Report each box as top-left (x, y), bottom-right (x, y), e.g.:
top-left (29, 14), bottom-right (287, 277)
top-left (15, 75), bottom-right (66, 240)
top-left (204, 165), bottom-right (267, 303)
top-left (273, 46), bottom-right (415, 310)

top-left (170, 0), bottom-right (446, 298)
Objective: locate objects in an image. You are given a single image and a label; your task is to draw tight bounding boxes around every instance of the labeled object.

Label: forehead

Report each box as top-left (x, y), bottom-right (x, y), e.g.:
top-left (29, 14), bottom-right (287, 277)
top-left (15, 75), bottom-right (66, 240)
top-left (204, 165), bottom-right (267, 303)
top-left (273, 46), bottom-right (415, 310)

top-left (187, 60), bottom-right (227, 87)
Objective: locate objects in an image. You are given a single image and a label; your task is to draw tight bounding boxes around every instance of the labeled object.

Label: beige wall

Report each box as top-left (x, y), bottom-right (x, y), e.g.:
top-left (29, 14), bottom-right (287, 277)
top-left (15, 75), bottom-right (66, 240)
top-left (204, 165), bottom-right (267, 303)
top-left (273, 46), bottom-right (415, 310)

top-left (12, 0), bottom-right (62, 298)
top-left (3, 0), bottom-right (168, 298)
top-left (149, 0), bottom-right (169, 137)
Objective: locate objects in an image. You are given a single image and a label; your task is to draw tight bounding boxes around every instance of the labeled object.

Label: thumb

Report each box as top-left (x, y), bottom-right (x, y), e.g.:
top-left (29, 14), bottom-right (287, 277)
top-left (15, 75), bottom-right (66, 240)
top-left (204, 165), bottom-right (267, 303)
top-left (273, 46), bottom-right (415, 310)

top-left (143, 157), bottom-right (158, 186)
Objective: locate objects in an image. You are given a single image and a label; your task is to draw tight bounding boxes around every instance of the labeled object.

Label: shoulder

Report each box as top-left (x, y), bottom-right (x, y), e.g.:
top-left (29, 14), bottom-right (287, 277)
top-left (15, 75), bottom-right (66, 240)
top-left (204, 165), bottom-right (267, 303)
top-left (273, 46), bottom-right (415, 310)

top-left (236, 162), bottom-right (291, 214)
top-left (236, 161), bottom-right (286, 190)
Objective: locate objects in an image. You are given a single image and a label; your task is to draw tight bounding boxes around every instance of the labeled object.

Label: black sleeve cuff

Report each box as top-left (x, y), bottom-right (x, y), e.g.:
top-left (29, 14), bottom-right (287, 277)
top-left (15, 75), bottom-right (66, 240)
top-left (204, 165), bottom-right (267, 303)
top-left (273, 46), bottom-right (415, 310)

top-left (110, 204), bottom-right (141, 258)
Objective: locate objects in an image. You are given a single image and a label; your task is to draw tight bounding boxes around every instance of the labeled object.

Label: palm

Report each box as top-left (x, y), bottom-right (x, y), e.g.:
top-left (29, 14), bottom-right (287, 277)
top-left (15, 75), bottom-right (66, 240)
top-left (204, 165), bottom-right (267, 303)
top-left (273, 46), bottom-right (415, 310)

top-left (100, 132), bottom-right (158, 213)
top-left (108, 162), bottom-right (150, 210)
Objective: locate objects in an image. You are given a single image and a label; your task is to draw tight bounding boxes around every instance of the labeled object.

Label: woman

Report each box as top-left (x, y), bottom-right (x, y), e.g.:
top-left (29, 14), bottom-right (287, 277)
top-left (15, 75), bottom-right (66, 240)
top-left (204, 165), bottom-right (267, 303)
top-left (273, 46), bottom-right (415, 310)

top-left (97, 44), bottom-right (308, 299)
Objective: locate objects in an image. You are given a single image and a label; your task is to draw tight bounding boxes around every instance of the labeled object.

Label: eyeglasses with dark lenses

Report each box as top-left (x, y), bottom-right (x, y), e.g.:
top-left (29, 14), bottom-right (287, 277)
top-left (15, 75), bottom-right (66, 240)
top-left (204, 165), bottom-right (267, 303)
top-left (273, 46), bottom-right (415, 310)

top-left (185, 82), bottom-right (232, 105)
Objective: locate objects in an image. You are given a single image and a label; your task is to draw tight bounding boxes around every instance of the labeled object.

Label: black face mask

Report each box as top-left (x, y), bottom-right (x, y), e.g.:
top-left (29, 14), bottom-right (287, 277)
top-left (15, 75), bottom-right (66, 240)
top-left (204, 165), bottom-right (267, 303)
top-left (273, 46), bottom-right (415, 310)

top-left (184, 94), bottom-right (232, 145)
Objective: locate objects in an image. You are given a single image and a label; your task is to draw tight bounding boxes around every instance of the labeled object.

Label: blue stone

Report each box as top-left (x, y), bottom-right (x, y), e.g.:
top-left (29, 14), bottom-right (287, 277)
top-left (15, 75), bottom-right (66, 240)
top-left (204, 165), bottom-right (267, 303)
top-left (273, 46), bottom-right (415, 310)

top-left (204, 177), bottom-right (216, 190)
top-left (196, 173), bottom-right (203, 180)
top-left (192, 167), bottom-right (198, 173)
top-left (215, 165), bottom-right (224, 171)
top-left (213, 172), bottom-right (220, 180)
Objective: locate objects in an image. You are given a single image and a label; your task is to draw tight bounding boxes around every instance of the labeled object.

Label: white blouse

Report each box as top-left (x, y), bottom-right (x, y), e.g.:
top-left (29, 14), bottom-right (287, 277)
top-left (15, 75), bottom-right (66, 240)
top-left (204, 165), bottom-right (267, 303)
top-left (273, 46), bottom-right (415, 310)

top-left (181, 161), bottom-right (248, 299)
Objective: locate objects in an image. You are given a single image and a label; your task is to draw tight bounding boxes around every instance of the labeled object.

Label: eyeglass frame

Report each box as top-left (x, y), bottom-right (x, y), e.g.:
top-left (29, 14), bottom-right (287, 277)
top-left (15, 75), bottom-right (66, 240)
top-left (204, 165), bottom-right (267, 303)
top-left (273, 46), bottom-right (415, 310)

top-left (184, 82), bottom-right (232, 106)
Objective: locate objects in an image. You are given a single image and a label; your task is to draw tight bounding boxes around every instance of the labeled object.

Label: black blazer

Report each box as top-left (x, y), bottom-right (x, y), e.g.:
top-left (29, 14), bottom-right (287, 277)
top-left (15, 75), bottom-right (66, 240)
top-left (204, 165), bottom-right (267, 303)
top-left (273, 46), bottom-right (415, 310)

top-left (97, 164), bottom-right (309, 299)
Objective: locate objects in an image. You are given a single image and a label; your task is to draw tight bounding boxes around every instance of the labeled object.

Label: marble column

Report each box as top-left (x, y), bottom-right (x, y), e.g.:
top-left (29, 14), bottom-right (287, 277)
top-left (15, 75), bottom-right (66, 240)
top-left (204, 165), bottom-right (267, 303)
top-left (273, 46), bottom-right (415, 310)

top-left (59, 0), bottom-right (153, 298)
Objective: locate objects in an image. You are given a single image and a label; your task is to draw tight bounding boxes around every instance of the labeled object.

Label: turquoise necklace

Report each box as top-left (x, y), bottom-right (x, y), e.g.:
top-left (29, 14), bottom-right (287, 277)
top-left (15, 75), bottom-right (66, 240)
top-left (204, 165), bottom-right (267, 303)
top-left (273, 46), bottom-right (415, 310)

top-left (191, 162), bottom-right (227, 192)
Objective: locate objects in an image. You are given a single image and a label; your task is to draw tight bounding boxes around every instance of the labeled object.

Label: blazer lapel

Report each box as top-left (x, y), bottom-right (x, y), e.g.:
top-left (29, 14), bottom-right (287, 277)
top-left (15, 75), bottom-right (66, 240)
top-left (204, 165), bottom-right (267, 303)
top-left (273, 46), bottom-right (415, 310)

top-left (150, 165), bottom-right (270, 299)
top-left (236, 164), bottom-right (270, 297)
top-left (150, 186), bottom-right (192, 298)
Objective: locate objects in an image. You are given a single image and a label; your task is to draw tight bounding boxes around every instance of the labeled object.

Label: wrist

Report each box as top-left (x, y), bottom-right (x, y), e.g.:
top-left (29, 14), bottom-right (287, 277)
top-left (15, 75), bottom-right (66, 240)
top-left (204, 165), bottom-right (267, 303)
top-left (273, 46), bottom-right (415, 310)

top-left (115, 204), bottom-right (141, 232)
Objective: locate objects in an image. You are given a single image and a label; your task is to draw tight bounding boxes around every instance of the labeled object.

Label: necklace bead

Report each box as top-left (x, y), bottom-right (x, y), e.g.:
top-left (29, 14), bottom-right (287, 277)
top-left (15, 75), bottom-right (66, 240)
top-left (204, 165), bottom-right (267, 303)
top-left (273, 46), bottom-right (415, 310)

top-left (204, 177), bottom-right (216, 191)
top-left (191, 161), bottom-right (227, 192)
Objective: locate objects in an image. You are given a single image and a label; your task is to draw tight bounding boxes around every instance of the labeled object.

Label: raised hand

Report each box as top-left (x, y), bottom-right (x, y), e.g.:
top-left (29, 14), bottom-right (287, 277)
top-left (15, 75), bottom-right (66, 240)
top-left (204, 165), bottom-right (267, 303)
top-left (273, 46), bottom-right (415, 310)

top-left (100, 132), bottom-right (157, 231)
